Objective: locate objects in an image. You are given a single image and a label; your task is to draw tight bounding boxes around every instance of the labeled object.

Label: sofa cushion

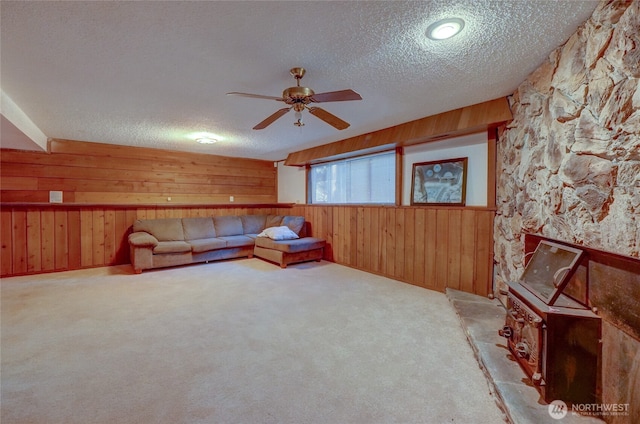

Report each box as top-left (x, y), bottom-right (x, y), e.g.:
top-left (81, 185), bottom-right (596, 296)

top-left (241, 215), bottom-right (267, 234)
top-left (282, 216), bottom-right (305, 235)
top-left (189, 237), bottom-right (227, 253)
top-left (133, 218), bottom-right (185, 241)
top-left (218, 235), bottom-right (255, 248)
top-left (255, 237), bottom-right (326, 253)
top-left (213, 216), bottom-right (244, 237)
top-left (182, 217), bottom-right (216, 240)
top-left (265, 214), bottom-right (284, 228)
top-left (153, 241), bottom-right (192, 254)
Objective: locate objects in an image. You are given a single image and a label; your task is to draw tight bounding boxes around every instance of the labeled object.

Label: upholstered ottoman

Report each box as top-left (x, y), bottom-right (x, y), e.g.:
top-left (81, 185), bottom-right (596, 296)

top-left (254, 236), bottom-right (326, 268)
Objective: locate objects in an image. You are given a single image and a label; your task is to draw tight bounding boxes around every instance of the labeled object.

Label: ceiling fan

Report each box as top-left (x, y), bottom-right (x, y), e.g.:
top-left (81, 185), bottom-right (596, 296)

top-left (227, 67), bottom-right (362, 130)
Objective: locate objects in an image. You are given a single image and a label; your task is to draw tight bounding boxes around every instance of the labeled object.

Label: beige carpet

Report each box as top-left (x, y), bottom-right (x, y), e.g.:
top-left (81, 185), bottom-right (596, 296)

top-left (1, 259), bottom-right (506, 424)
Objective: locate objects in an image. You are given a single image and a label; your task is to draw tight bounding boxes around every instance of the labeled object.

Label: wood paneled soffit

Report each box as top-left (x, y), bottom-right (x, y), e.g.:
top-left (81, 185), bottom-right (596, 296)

top-left (284, 97), bottom-right (513, 166)
top-left (47, 138), bottom-right (272, 169)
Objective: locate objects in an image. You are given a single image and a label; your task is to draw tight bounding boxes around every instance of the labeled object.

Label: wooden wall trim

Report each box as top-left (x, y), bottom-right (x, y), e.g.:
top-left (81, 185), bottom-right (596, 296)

top-left (1, 203), bottom-right (294, 209)
top-left (284, 97), bottom-right (513, 166)
top-left (395, 147), bottom-right (403, 206)
top-left (299, 204), bottom-right (497, 212)
top-left (487, 127), bottom-right (498, 208)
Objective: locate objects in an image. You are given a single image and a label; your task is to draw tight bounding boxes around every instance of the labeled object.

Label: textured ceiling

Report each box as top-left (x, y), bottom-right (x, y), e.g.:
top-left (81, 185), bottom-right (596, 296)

top-left (1, 1), bottom-right (598, 161)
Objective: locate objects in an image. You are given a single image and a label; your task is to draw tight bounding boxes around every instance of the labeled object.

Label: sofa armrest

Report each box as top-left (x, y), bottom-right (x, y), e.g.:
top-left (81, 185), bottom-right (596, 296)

top-left (128, 232), bottom-right (159, 247)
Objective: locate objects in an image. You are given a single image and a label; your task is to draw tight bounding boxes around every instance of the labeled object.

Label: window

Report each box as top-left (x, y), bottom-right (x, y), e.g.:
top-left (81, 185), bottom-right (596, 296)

top-left (309, 152), bottom-right (395, 204)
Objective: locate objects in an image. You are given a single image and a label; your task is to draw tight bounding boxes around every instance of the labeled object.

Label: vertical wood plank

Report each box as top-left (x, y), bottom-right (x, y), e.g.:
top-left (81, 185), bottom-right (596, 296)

top-left (404, 208), bottom-right (415, 284)
top-left (92, 209), bottom-right (105, 266)
top-left (12, 210), bottom-right (28, 274)
top-left (67, 210), bottom-right (82, 269)
top-left (385, 208), bottom-right (395, 277)
top-left (475, 211), bottom-right (494, 296)
top-left (371, 208), bottom-right (380, 273)
top-left (104, 209), bottom-right (116, 265)
top-left (318, 206), bottom-right (326, 243)
top-left (342, 207), bottom-right (348, 265)
top-left (413, 208), bottom-right (426, 287)
top-left (378, 208), bottom-right (387, 274)
top-left (54, 210), bottom-right (69, 270)
top-left (80, 208), bottom-right (93, 267)
top-left (447, 209), bottom-right (462, 290)
top-left (114, 209), bottom-right (129, 265)
top-left (1, 209), bottom-right (14, 275)
top-left (333, 207), bottom-right (341, 263)
top-left (356, 207), bottom-right (364, 268)
top-left (126, 209), bottom-right (138, 230)
top-left (40, 209), bottom-right (55, 272)
top-left (349, 207), bottom-right (358, 267)
top-left (26, 209), bottom-right (42, 273)
top-left (460, 210), bottom-right (477, 293)
top-left (395, 208), bottom-right (405, 280)
top-left (435, 209), bottom-right (449, 292)
top-left (362, 207), bottom-right (372, 270)
top-left (325, 206), bottom-right (334, 261)
top-left (424, 209), bottom-right (437, 290)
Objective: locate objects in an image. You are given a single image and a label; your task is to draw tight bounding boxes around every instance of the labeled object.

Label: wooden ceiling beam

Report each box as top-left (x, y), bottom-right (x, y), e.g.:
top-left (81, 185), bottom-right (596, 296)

top-left (284, 97), bottom-right (512, 166)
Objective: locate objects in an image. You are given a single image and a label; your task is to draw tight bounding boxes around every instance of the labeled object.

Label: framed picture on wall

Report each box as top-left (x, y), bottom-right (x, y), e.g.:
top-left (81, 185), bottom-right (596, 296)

top-left (410, 157), bottom-right (468, 206)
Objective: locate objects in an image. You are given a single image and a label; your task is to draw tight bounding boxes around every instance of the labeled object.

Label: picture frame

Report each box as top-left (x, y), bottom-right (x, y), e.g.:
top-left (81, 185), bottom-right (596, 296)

top-left (410, 157), bottom-right (468, 206)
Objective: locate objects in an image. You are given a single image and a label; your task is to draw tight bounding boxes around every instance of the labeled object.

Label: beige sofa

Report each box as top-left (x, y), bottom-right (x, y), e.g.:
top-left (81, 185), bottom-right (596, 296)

top-left (128, 214), bottom-right (325, 273)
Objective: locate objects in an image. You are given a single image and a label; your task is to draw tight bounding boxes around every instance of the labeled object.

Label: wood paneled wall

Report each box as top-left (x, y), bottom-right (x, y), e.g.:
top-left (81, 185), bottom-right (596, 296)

top-left (1, 139), bottom-right (276, 204)
top-left (290, 205), bottom-right (494, 296)
top-left (0, 205), bottom-right (288, 277)
top-left (1, 203), bottom-right (493, 296)
top-left (285, 97), bottom-right (512, 166)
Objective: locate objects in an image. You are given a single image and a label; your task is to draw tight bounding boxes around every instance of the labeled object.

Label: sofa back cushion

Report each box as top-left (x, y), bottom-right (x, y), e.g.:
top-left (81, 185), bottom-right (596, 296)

top-left (213, 216), bottom-right (244, 237)
top-left (265, 215), bottom-right (284, 228)
top-left (133, 218), bottom-right (185, 241)
top-left (241, 215), bottom-right (267, 234)
top-left (182, 217), bottom-right (216, 240)
top-left (282, 216), bottom-right (305, 236)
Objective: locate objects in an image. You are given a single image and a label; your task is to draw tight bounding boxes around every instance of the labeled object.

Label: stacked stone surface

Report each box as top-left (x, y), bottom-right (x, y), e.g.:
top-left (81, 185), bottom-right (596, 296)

top-left (495, 0), bottom-right (639, 285)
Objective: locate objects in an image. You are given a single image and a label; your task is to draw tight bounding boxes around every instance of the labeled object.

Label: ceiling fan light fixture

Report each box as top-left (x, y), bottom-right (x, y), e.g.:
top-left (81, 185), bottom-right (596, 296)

top-left (196, 137), bottom-right (217, 144)
top-left (426, 18), bottom-right (465, 40)
top-left (227, 67), bottom-right (361, 130)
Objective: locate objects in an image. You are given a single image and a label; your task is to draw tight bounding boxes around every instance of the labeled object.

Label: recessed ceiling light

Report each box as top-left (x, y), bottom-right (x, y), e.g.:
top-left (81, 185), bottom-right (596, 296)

top-left (426, 18), bottom-right (465, 40)
top-left (196, 137), bottom-right (217, 144)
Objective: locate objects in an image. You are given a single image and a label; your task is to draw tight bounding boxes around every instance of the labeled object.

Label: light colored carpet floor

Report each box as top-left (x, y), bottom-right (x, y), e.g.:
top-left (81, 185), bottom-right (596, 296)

top-left (1, 259), bottom-right (506, 424)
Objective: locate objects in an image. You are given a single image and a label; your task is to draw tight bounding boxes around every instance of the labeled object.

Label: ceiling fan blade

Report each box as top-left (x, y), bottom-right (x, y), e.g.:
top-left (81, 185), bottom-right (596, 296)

top-left (308, 107), bottom-right (350, 130)
top-left (227, 92), bottom-right (285, 102)
top-left (311, 89), bottom-right (362, 103)
top-left (253, 107), bottom-right (291, 130)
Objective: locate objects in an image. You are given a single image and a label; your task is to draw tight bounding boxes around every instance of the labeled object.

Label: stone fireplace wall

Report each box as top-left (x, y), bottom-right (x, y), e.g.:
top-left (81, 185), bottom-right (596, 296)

top-left (494, 1), bottom-right (639, 422)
